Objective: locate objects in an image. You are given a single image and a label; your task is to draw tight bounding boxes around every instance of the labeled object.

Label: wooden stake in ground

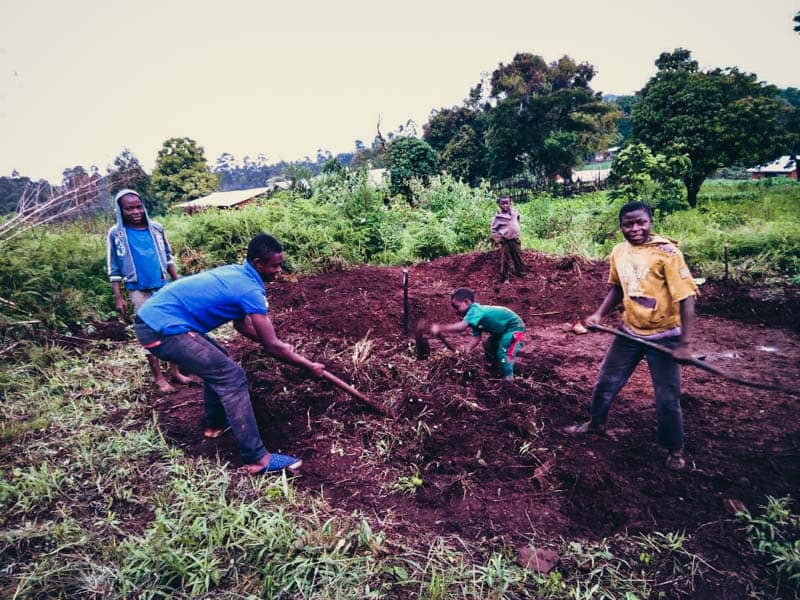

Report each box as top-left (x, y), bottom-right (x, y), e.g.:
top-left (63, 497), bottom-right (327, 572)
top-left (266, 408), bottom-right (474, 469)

top-left (402, 269), bottom-right (409, 336)
top-left (414, 319), bottom-right (431, 359)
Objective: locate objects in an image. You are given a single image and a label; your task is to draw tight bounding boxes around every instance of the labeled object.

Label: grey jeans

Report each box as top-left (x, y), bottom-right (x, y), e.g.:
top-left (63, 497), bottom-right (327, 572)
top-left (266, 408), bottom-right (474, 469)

top-left (590, 334), bottom-right (684, 450)
top-left (134, 319), bottom-right (267, 464)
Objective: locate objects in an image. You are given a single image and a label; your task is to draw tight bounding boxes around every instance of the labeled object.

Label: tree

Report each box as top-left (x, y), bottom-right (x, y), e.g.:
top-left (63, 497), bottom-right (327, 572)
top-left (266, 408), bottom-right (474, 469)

top-left (608, 143), bottom-right (690, 213)
top-left (779, 88), bottom-right (800, 164)
top-left (107, 148), bottom-right (164, 215)
top-left (150, 137), bottom-right (218, 206)
top-left (439, 124), bottom-right (486, 186)
top-left (632, 49), bottom-right (786, 207)
top-left (59, 165), bottom-right (106, 219)
top-left (608, 95), bottom-right (638, 145)
top-left (484, 53), bottom-right (619, 183)
top-left (423, 106), bottom-right (483, 153)
top-left (0, 172), bottom-right (39, 215)
top-left (385, 137), bottom-right (438, 199)
top-left (321, 157), bottom-right (344, 175)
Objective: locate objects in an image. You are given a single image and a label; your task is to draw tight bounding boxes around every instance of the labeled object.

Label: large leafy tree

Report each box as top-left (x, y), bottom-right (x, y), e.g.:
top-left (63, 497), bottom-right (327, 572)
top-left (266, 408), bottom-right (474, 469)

top-left (484, 53), bottom-right (619, 182)
top-left (424, 106), bottom-right (483, 153)
top-left (609, 95), bottom-right (638, 145)
top-left (439, 124), bottom-right (486, 186)
top-left (632, 49), bottom-right (785, 207)
top-left (385, 137), bottom-right (438, 199)
top-left (151, 137), bottom-right (218, 206)
top-left (779, 88), bottom-right (800, 164)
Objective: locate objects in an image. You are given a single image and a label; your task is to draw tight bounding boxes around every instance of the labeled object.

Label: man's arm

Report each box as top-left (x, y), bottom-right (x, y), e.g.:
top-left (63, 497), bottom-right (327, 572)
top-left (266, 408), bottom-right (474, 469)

top-left (585, 285), bottom-right (623, 327)
top-left (237, 313), bottom-right (325, 376)
top-left (111, 280), bottom-right (128, 319)
top-left (233, 315), bottom-right (259, 341)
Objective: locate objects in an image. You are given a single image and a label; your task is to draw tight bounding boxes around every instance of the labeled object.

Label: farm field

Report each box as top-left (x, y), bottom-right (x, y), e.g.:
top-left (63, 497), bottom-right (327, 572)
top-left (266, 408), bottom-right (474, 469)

top-left (125, 248), bottom-right (800, 597)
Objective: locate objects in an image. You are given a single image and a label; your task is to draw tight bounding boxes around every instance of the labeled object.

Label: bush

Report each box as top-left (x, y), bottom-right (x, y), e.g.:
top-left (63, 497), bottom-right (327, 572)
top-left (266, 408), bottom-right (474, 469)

top-left (0, 226), bottom-right (113, 332)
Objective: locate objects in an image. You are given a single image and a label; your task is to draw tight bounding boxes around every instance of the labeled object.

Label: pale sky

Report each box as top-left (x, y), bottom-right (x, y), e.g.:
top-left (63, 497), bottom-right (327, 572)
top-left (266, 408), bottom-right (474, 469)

top-left (1, 0), bottom-right (798, 183)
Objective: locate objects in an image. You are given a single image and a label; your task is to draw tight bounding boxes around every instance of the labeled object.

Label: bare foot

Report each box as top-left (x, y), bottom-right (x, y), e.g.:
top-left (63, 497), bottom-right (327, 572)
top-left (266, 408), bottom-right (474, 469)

top-left (242, 454), bottom-right (272, 474)
top-left (155, 378), bottom-right (177, 393)
top-left (203, 426), bottom-right (231, 439)
top-left (171, 371), bottom-right (195, 385)
top-left (241, 453), bottom-right (302, 474)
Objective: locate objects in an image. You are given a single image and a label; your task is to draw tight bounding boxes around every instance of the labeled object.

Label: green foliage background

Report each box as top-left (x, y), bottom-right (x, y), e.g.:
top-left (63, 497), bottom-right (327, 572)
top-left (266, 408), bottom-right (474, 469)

top-left (0, 174), bottom-right (798, 336)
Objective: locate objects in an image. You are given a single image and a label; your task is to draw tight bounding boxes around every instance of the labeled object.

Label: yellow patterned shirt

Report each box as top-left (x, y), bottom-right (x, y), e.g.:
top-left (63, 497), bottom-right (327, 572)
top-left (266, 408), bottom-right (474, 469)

top-left (608, 234), bottom-right (698, 336)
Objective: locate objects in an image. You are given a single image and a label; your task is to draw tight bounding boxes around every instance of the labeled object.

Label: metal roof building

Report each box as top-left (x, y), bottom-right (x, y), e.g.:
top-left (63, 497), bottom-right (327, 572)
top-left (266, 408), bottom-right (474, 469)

top-left (175, 187), bottom-right (268, 211)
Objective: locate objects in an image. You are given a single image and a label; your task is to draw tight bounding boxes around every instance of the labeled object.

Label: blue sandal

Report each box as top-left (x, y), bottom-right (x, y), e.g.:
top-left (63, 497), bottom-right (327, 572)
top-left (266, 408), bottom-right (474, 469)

top-left (255, 453), bottom-right (303, 474)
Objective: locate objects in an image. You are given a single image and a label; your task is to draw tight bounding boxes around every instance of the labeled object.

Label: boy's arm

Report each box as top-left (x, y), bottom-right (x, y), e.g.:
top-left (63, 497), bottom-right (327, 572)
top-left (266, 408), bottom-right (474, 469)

top-left (430, 321), bottom-right (470, 336)
top-left (464, 335), bottom-right (482, 353)
top-left (673, 295), bottom-right (696, 360)
top-left (490, 216), bottom-right (503, 242)
top-left (585, 285), bottom-right (623, 327)
top-left (238, 313), bottom-right (325, 377)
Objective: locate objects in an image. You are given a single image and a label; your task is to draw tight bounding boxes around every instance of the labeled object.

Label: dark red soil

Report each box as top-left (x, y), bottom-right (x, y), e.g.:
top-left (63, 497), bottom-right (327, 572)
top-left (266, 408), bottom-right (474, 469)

top-left (142, 250), bottom-right (799, 597)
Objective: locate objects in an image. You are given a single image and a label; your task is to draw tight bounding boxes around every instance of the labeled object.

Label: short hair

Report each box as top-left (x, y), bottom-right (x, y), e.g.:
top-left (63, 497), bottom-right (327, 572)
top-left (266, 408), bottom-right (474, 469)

top-left (451, 287), bottom-right (475, 303)
top-left (497, 196), bottom-right (511, 203)
top-left (247, 233), bottom-right (283, 262)
top-left (619, 201), bottom-right (653, 223)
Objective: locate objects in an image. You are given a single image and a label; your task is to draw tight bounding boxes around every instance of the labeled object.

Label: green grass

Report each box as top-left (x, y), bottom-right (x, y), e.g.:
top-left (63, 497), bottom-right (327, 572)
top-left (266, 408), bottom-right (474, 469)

top-left (0, 328), bottom-right (793, 597)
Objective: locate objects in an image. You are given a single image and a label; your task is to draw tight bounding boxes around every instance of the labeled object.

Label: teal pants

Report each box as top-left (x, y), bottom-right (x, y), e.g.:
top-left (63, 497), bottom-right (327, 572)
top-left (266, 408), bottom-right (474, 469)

top-left (484, 329), bottom-right (525, 378)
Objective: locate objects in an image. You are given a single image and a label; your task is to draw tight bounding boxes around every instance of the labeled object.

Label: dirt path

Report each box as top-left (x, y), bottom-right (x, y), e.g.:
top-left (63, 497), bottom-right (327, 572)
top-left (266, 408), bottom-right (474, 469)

top-left (149, 250), bottom-right (800, 596)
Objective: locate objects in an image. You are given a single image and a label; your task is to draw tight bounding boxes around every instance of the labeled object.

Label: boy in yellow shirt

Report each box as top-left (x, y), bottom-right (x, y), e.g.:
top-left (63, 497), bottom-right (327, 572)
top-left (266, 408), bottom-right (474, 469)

top-left (565, 201), bottom-right (698, 470)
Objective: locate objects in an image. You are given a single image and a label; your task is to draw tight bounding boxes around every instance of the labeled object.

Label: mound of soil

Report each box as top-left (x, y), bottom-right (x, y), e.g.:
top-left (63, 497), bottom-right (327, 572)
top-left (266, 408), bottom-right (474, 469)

top-left (147, 249), bottom-right (799, 596)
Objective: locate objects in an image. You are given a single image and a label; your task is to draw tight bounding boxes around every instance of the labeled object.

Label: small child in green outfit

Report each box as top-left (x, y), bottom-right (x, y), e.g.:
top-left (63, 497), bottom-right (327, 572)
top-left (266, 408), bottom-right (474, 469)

top-left (429, 287), bottom-right (525, 380)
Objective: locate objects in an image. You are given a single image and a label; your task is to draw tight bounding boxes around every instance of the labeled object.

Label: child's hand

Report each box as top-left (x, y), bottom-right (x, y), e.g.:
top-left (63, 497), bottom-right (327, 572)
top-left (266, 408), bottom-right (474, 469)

top-left (308, 361), bottom-right (326, 378)
top-left (430, 324), bottom-right (440, 336)
top-left (115, 298), bottom-right (128, 320)
top-left (673, 343), bottom-right (692, 361)
top-left (584, 313), bottom-right (602, 328)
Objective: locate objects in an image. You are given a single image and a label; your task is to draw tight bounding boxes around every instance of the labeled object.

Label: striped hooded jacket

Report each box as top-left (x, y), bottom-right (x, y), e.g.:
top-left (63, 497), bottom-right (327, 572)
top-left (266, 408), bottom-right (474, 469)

top-left (106, 189), bottom-right (174, 286)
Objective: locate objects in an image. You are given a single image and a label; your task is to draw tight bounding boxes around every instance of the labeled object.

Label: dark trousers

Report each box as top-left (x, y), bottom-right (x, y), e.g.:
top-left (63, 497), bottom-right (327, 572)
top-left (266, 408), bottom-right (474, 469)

top-left (590, 335), bottom-right (684, 450)
top-left (134, 320), bottom-right (267, 464)
top-left (483, 329), bottom-right (525, 378)
top-left (499, 238), bottom-right (526, 280)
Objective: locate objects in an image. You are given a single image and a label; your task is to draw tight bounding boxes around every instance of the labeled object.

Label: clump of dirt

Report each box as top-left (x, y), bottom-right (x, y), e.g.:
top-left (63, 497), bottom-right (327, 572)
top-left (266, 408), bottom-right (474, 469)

top-left (146, 249), bottom-right (800, 596)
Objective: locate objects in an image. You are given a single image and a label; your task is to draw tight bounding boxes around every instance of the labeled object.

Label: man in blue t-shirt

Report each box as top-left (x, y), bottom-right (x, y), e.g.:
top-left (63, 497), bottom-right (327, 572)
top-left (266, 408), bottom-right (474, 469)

top-left (107, 189), bottom-right (192, 392)
top-left (134, 233), bottom-right (325, 474)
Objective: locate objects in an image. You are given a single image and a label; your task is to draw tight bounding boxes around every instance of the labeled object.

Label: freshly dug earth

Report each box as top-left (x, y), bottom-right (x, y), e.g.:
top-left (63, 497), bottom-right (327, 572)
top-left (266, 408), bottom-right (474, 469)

top-left (150, 250), bottom-right (800, 596)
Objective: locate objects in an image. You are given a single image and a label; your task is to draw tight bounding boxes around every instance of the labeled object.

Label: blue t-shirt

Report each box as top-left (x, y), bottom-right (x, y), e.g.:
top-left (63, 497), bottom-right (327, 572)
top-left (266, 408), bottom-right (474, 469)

top-left (137, 261), bottom-right (268, 335)
top-left (126, 227), bottom-right (166, 290)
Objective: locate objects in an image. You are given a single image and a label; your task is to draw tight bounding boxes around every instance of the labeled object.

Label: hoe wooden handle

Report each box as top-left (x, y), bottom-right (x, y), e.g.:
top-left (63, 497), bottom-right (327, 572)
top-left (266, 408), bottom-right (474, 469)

top-left (587, 323), bottom-right (794, 393)
top-left (321, 370), bottom-right (389, 413)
